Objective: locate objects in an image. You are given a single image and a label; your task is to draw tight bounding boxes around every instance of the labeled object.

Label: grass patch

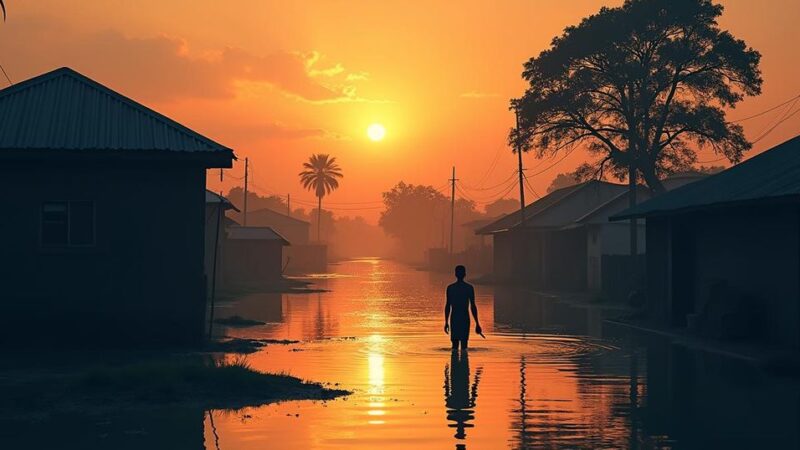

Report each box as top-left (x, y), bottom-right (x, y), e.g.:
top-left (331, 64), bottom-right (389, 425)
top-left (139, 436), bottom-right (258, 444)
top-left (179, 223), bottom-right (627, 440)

top-left (204, 337), bottom-right (299, 354)
top-left (214, 315), bottom-right (266, 327)
top-left (0, 355), bottom-right (349, 418)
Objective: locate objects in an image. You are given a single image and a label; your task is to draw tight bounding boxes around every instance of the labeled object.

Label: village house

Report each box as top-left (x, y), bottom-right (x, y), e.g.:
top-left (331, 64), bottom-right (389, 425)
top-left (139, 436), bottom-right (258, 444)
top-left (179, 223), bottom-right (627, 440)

top-left (0, 67), bottom-right (234, 345)
top-left (245, 207), bottom-right (326, 273)
top-left (223, 226), bottom-right (290, 287)
top-left (477, 180), bottom-right (629, 289)
top-left (246, 207), bottom-right (310, 244)
top-left (612, 136), bottom-right (800, 349)
top-left (205, 190), bottom-right (239, 293)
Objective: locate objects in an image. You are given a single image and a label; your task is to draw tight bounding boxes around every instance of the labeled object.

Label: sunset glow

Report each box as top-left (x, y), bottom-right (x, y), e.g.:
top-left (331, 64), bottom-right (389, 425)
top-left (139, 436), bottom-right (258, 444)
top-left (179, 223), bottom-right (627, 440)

top-left (2, 1), bottom-right (796, 224)
top-left (367, 123), bottom-right (386, 142)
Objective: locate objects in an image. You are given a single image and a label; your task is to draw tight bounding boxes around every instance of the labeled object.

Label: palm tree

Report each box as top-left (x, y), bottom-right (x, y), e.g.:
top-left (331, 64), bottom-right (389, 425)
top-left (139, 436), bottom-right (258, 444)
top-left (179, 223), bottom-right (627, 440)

top-left (299, 154), bottom-right (343, 242)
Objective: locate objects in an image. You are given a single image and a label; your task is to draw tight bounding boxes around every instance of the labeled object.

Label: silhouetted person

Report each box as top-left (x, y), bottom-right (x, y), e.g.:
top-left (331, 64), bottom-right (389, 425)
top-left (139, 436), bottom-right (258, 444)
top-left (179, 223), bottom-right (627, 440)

top-left (444, 348), bottom-right (482, 440)
top-left (444, 265), bottom-right (482, 350)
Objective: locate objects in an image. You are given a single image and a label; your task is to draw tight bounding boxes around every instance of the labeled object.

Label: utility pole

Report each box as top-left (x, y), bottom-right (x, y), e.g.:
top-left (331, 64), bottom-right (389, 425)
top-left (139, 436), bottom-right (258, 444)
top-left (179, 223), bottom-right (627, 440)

top-left (243, 157), bottom-right (249, 226)
top-left (449, 166), bottom-right (457, 255)
top-left (287, 193), bottom-right (291, 217)
top-left (515, 110), bottom-right (526, 224)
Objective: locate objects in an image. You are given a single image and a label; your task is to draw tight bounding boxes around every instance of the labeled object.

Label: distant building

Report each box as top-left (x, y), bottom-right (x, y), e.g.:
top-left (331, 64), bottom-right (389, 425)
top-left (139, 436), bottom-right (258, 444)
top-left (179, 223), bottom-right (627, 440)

top-left (613, 136), bottom-right (800, 349)
top-left (205, 190), bottom-right (239, 293)
top-left (0, 67), bottom-right (234, 345)
top-left (223, 226), bottom-right (290, 287)
top-left (569, 188), bottom-right (649, 297)
top-left (244, 207), bottom-right (327, 273)
top-left (246, 207), bottom-right (310, 245)
top-left (478, 181), bottom-right (629, 289)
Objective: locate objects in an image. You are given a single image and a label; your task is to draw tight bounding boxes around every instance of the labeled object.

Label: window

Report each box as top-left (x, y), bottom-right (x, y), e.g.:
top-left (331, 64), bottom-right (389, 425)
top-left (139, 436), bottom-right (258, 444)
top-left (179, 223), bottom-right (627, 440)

top-left (41, 201), bottom-right (95, 246)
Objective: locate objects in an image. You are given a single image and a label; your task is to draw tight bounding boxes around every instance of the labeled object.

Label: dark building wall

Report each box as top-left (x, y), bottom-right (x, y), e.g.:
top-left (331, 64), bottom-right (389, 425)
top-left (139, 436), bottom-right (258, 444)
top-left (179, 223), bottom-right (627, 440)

top-left (647, 206), bottom-right (800, 348)
top-left (690, 206), bottom-right (800, 347)
top-left (492, 230), bottom-right (541, 284)
top-left (204, 203), bottom-right (227, 293)
top-left (545, 228), bottom-right (588, 291)
top-left (492, 232), bottom-right (514, 283)
top-left (0, 161), bottom-right (207, 345)
top-left (285, 244), bottom-right (328, 273)
top-left (646, 217), bottom-right (672, 325)
top-left (223, 239), bottom-right (284, 286)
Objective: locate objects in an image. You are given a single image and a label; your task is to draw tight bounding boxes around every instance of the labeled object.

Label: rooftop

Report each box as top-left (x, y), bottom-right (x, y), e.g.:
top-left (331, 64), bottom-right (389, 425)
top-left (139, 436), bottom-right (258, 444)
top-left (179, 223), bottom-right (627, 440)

top-left (477, 181), bottom-right (626, 234)
top-left (612, 135), bottom-right (800, 220)
top-left (205, 190), bottom-right (240, 212)
top-left (227, 226), bottom-right (290, 245)
top-left (0, 67), bottom-right (233, 166)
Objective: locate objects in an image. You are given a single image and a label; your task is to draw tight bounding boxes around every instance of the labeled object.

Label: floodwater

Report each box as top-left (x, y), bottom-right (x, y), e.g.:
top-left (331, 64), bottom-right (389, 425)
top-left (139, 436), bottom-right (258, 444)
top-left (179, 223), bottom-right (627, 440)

top-left (205, 258), bottom-right (800, 449)
top-left (6, 258), bottom-right (799, 449)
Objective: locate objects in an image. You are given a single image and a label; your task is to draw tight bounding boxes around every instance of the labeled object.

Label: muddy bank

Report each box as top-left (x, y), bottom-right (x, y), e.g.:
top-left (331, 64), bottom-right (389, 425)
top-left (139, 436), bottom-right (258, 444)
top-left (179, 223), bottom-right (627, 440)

top-left (0, 353), bottom-right (348, 421)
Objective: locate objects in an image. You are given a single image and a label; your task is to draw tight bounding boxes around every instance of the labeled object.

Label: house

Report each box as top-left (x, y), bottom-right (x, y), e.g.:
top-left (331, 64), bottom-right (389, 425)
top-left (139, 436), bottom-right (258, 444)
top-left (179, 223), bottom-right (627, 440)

top-left (568, 188), bottom-right (650, 297)
top-left (223, 226), bottom-right (290, 287)
top-left (461, 217), bottom-right (496, 275)
top-left (612, 136), bottom-right (800, 349)
top-left (205, 190), bottom-right (239, 293)
top-left (245, 207), bottom-right (326, 273)
top-left (0, 67), bottom-right (234, 345)
top-left (478, 181), bottom-right (629, 289)
top-left (246, 207), bottom-right (310, 244)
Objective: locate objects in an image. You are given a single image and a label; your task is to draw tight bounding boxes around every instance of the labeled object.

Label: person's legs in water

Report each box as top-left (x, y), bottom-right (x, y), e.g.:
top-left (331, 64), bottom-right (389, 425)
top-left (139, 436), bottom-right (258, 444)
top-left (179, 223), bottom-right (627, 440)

top-left (451, 338), bottom-right (460, 351)
top-left (460, 339), bottom-right (468, 350)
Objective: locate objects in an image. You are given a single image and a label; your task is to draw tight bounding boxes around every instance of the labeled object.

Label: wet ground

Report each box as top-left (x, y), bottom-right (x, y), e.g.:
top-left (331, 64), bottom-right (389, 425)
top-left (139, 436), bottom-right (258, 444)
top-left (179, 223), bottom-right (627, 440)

top-left (5, 258), bottom-right (800, 449)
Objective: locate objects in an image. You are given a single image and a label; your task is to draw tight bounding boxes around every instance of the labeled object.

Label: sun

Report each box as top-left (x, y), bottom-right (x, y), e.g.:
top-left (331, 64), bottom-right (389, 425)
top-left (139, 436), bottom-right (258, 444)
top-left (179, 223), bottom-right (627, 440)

top-left (367, 123), bottom-right (386, 141)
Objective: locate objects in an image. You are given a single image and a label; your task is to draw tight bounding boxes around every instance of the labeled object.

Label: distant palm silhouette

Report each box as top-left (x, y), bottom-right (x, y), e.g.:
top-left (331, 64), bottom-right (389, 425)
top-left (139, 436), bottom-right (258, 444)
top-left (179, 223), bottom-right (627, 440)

top-left (299, 154), bottom-right (343, 242)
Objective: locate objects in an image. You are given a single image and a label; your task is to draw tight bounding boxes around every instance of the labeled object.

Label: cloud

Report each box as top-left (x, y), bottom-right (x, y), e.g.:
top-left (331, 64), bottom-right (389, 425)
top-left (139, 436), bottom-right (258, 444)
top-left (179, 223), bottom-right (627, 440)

top-left (346, 71), bottom-right (370, 81)
top-left (460, 91), bottom-right (501, 99)
top-left (0, 14), bottom-right (376, 104)
top-left (238, 122), bottom-right (335, 140)
top-left (309, 63), bottom-right (345, 78)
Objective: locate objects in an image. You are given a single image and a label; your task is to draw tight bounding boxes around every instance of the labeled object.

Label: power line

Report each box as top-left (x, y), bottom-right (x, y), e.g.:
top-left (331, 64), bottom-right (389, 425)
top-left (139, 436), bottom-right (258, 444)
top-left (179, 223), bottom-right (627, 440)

top-left (523, 176), bottom-right (542, 199)
top-left (729, 93), bottom-right (800, 123)
top-left (459, 171), bottom-right (518, 192)
top-left (0, 62), bottom-right (12, 86)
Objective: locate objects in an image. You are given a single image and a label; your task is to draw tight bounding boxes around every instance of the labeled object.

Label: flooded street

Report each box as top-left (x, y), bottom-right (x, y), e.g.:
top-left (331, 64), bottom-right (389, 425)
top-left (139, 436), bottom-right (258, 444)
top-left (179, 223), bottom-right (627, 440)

top-left (205, 259), bottom-right (800, 449)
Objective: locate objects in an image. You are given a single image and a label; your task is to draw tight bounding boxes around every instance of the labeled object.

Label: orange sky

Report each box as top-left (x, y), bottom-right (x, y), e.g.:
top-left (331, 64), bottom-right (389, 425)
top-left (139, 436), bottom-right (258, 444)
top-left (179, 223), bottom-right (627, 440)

top-left (2, 1), bottom-right (799, 222)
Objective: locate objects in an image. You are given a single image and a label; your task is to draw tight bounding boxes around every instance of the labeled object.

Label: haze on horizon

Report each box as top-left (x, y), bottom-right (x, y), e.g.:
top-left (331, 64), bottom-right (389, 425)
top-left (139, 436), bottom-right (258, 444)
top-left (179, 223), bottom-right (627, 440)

top-left (1, 0), bottom-right (798, 225)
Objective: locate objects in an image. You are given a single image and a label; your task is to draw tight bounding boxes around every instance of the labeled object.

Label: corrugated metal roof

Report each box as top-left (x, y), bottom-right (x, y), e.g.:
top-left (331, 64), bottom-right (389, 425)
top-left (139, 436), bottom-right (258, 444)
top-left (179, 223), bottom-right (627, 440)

top-left (477, 181), bottom-right (628, 234)
top-left (611, 135), bottom-right (800, 220)
top-left (0, 67), bottom-right (234, 156)
top-left (227, 226), bottom-right (290, 245)
top-left (476, 183), bottom-right (585, 234)
top-left (205, 190), bottom-right (239, 212)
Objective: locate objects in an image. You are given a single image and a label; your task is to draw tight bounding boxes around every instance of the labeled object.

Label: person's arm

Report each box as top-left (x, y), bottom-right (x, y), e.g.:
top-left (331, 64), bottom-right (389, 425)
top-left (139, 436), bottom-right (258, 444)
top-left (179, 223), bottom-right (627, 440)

top-left (444, 287), bottom-right (451, 334)
top-left (469, 286), bottom-right (482, 335)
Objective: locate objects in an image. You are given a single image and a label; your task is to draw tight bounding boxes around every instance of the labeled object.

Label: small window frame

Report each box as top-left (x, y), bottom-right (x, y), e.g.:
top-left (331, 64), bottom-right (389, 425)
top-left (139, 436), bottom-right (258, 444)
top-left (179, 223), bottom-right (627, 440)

top-left (40, 200), bottom-right (96, 248)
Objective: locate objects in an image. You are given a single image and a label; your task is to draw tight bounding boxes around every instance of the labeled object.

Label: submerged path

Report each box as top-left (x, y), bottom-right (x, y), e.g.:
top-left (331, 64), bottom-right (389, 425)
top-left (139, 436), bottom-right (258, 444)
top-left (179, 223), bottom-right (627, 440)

top-left (206, 259), bottom-right (800, 449)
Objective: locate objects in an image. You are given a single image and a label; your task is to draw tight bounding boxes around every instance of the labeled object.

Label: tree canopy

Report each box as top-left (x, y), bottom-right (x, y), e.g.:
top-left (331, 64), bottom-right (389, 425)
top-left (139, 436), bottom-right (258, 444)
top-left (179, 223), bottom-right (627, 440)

top-left (379, 182), bottom-right (480, 261)
top-left (546, 172), bottom-right (580, 193)
top-left (514, 0), bottom-right (761, 192)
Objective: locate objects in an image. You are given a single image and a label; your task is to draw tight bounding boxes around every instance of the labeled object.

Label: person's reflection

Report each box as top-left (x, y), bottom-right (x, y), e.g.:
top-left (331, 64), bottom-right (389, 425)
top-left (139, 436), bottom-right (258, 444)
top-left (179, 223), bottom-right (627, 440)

top-left (444, 349), bottom-right (482, 441)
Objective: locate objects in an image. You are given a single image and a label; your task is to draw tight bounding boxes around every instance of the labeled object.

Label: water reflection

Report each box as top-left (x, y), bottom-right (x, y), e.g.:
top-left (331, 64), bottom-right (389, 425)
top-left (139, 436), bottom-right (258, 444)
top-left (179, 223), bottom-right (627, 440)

top-left (444, 350), bottom-right (482, 441)
top-left (7, 259), bottom-right (800, 449)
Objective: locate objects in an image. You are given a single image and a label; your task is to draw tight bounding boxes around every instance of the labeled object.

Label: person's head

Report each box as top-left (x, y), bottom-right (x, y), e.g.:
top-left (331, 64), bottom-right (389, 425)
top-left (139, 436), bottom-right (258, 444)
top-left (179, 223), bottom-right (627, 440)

top-left (455, 265), bottom-right (466, 280)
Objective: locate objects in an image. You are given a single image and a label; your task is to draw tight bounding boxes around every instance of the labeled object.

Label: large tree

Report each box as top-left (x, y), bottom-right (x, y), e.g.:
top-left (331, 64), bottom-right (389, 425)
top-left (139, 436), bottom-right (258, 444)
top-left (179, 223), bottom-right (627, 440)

top-left (379, 182), bottom-right (479, 261)
top-left (514, 0), bottom-right (762, 193)
top-left (299, 154), bottom-right (343, 242)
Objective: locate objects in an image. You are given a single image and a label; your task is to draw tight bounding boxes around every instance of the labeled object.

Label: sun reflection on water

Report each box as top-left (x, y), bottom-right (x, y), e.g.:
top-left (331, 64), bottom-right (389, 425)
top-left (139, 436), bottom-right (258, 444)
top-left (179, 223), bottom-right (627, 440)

top-left (367, 334), bottom-right (387, 424)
